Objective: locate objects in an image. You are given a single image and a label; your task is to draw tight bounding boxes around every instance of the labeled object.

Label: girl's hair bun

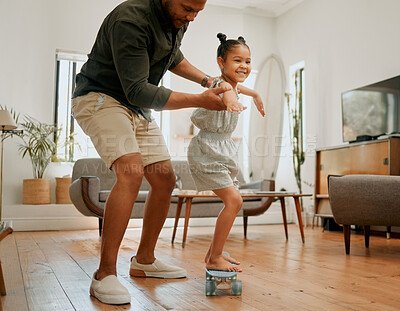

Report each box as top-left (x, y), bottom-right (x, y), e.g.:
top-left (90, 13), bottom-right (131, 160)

top-left (217, 33), bottom-right (227, 44)
top-left (238, 36), bottom-right (246, 44)
top-left (216, 33), bottom-right (249, 59)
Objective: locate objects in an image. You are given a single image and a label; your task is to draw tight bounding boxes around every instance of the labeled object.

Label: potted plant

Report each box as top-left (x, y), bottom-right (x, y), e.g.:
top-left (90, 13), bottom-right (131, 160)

top-left (18, 115), bottom-right (58, 204)
top-left (285, 69), bottom-right (305, 209)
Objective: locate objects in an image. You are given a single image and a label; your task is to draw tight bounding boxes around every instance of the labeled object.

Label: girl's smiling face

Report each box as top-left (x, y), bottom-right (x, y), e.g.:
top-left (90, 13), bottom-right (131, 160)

top-left (218, 45), bottom-right (251, 86)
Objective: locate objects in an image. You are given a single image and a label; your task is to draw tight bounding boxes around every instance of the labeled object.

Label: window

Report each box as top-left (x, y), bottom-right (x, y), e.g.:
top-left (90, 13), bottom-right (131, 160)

top-left (54, 50), bottom-right (94, 162)
top-left (54, 50), bottom-right (172, 161)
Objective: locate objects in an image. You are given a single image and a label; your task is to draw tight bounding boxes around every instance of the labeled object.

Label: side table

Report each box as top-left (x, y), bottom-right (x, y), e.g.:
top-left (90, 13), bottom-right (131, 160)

top-left (171, 191), bottom-right (311, 247)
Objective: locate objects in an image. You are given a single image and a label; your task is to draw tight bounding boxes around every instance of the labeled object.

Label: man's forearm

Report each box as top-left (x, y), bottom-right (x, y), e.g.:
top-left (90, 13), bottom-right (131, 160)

top-left (170, 58), bottom-right (208, 86)
top-left (163, 91), bottom-right (202, 110)
top-left (162, 87), bottom-right (228, 111)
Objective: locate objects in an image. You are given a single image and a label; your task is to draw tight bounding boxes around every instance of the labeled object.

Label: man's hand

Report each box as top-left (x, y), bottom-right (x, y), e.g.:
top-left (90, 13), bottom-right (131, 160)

top-left (199, 86), bottom-right (231, 110)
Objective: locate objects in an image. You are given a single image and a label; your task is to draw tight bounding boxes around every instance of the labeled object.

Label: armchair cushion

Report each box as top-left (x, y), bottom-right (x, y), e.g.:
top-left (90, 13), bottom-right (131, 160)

top-left (328, 175), bottom-right (400, 226)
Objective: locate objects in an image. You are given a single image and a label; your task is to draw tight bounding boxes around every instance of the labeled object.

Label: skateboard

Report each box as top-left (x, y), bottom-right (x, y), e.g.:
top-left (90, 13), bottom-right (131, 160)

top-left (205, 269), bottom-right (242, 296)
top-left (205, 251), bottom-right (242, 296)
top-left (205, 252), bottom-right (242, 296)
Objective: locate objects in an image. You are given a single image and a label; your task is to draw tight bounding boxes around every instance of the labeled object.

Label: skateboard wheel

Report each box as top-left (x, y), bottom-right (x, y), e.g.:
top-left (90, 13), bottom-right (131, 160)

top-left (206, 281), bottom-right (217, 296)
top-left (231, 280), bottom-right (242, 295)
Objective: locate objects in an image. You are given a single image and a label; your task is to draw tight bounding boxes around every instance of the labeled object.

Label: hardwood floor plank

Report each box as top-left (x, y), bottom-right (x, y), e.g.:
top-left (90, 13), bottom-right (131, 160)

top-left (0, 232), bottom-right (28, 311)
top-left (3, 225), bottom-right (400, 310)
top-left (51, 230), bottom-right (165, 310)
top-left (14, 232), bottom-right (74, 311)
top-left (30, 231), bottom-right (109, 311)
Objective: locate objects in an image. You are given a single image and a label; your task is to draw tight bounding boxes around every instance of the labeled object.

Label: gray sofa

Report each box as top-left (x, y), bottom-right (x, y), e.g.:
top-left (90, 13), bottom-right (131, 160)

top-left (328, 174), bottom-right (400, 254)
top-left (70, 158), bottom-right (275, 237)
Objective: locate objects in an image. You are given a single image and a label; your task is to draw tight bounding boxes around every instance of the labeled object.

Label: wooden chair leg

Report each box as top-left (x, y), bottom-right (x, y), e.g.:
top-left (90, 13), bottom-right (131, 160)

top-left (343, 225), bottom-right (351, 254)
top-left (98, 218), bottom-right (103, 237)
top-left (0, 227), bottom-right (13, 311)
top-left (322, 217), bottom-right (328, 232)
top-left (182, 198), bottom-right (193, 248)
top-left (243, 216), bottom-right (248, 238)
top-left (171, 198), bottom-right (184, 244)
top-left (386, 226), bottom-right (391, 239)
top-left (0, 260), bottom-right (5, 310)
top-left (279, 197), bottom-right (288, 240)
top-left (364, 225), bottom-right (370, 249)
top-left (293, 197), bottom-right (305, 243)
top-left (0, 261), bottom-right (5, 296)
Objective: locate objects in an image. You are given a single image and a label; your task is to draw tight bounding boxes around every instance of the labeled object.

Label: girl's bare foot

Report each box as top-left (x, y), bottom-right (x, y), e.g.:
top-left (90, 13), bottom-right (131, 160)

top-left (204, 249), bottom-right (241, 265)
top-left (222, 252), bottom-right (240, 265)
top-left (204, 250), bottom-right (240, 265)
top-left (206, 255), bottom-right (242, 272)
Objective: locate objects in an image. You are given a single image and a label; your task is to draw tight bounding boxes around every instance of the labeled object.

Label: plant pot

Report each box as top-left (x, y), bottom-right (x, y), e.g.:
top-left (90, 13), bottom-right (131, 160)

top-left (23, 179), bottom-right (51, 204)
top-left (55, 177), bottom-right (72, 204)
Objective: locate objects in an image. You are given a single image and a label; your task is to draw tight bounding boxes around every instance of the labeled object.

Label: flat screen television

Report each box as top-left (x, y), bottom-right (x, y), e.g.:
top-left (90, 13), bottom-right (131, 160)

top-left (341, 75), bottom-right (400, 143)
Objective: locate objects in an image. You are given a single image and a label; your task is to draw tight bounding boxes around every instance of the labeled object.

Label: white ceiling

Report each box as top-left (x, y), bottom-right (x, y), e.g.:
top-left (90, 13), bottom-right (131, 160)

top-left (207, 0), bottom-right (304, 17)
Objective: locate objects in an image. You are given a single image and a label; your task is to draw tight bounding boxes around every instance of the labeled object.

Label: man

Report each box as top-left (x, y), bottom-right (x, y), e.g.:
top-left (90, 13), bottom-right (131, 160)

top-left (72, 0), bottom-right (228, 305)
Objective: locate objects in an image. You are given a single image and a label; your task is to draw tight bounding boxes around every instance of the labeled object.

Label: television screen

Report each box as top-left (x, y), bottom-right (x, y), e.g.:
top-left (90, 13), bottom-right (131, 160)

top-left (341, 75), bottom-right (400, 143)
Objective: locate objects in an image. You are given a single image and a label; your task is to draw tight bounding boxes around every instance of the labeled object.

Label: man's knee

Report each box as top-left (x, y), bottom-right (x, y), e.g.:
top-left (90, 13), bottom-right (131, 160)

top-left (145, 162), bottom-right (176, 193)
top-left (112, 154), bottom-right (144, 187)
top-left (163, 169), bottom-right (177, 193)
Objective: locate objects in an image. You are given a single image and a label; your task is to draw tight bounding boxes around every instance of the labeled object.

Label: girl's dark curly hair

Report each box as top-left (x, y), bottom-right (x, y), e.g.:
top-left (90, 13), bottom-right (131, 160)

top-left (217, 33), bottom-right (249, 60)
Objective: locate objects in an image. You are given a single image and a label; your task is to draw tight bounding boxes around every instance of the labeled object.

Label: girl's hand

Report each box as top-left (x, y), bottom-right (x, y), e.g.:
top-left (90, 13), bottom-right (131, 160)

top-left (200, 86), bottom-right (232, 110)
top-left (226, 101), bottom-right (247, 113)
top-left (253, 94), bottom-right (265, 117)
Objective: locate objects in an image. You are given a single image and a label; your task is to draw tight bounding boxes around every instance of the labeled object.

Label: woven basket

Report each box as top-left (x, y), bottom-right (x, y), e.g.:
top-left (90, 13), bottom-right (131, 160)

top-left (23, 179), bottom-right (51, 204)
top-left (55, 177), bottom-right (72, 204)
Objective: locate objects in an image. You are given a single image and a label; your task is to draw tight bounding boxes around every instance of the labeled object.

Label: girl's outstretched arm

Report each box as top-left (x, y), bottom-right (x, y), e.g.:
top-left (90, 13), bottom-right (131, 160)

top-left (237, 85), bottom-right (265, 117)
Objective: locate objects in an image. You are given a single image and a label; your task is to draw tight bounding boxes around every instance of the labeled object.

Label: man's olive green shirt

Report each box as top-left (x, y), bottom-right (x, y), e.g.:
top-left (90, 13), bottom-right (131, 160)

top-left (73, 0), bottom-right (187, 121)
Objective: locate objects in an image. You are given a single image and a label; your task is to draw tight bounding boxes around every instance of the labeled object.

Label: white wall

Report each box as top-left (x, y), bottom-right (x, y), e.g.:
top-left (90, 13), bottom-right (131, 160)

top-left (168, 5), bottom-right (274, 161)
top-left (274, 0), bottom-right (400, 213)
top-left (0, 0), bottom-right (124, 208)
top-left (0, 0), bottom-right (274, 228)
top-left (2, 0), bottom-right (400, 228)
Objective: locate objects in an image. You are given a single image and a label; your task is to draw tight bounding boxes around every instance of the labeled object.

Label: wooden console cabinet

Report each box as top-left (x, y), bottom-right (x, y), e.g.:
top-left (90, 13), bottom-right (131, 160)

top-left (314, 137), bottom-right (400, 223)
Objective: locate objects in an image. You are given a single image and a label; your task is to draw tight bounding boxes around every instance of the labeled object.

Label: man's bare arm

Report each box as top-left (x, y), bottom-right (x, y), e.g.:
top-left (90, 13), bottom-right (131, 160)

top-left (163, 87), bottom-right (230, 110)
top-left (170, 58), bottom-right (213, 88)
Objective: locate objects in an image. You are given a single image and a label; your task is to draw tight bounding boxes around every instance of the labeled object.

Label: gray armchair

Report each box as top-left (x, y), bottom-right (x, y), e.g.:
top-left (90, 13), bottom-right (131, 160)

top-left (328, 174), bottom-right (400, 254)
top-left (69, 158), bottom-right (274, 237)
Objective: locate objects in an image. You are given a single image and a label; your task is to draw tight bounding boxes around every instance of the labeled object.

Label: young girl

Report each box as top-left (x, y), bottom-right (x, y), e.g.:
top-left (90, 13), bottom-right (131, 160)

top-left (188, 33), bottom-right (265, 272)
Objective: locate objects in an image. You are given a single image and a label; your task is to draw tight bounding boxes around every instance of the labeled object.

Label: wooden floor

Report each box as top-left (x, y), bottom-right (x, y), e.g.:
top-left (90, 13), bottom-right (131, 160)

top-left (1, 224), bottom-right (400, 311)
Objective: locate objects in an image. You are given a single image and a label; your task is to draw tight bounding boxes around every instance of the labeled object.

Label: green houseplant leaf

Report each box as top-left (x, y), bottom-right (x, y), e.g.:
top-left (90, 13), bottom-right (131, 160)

top-left (18, 116), bottom-right (59, 179)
